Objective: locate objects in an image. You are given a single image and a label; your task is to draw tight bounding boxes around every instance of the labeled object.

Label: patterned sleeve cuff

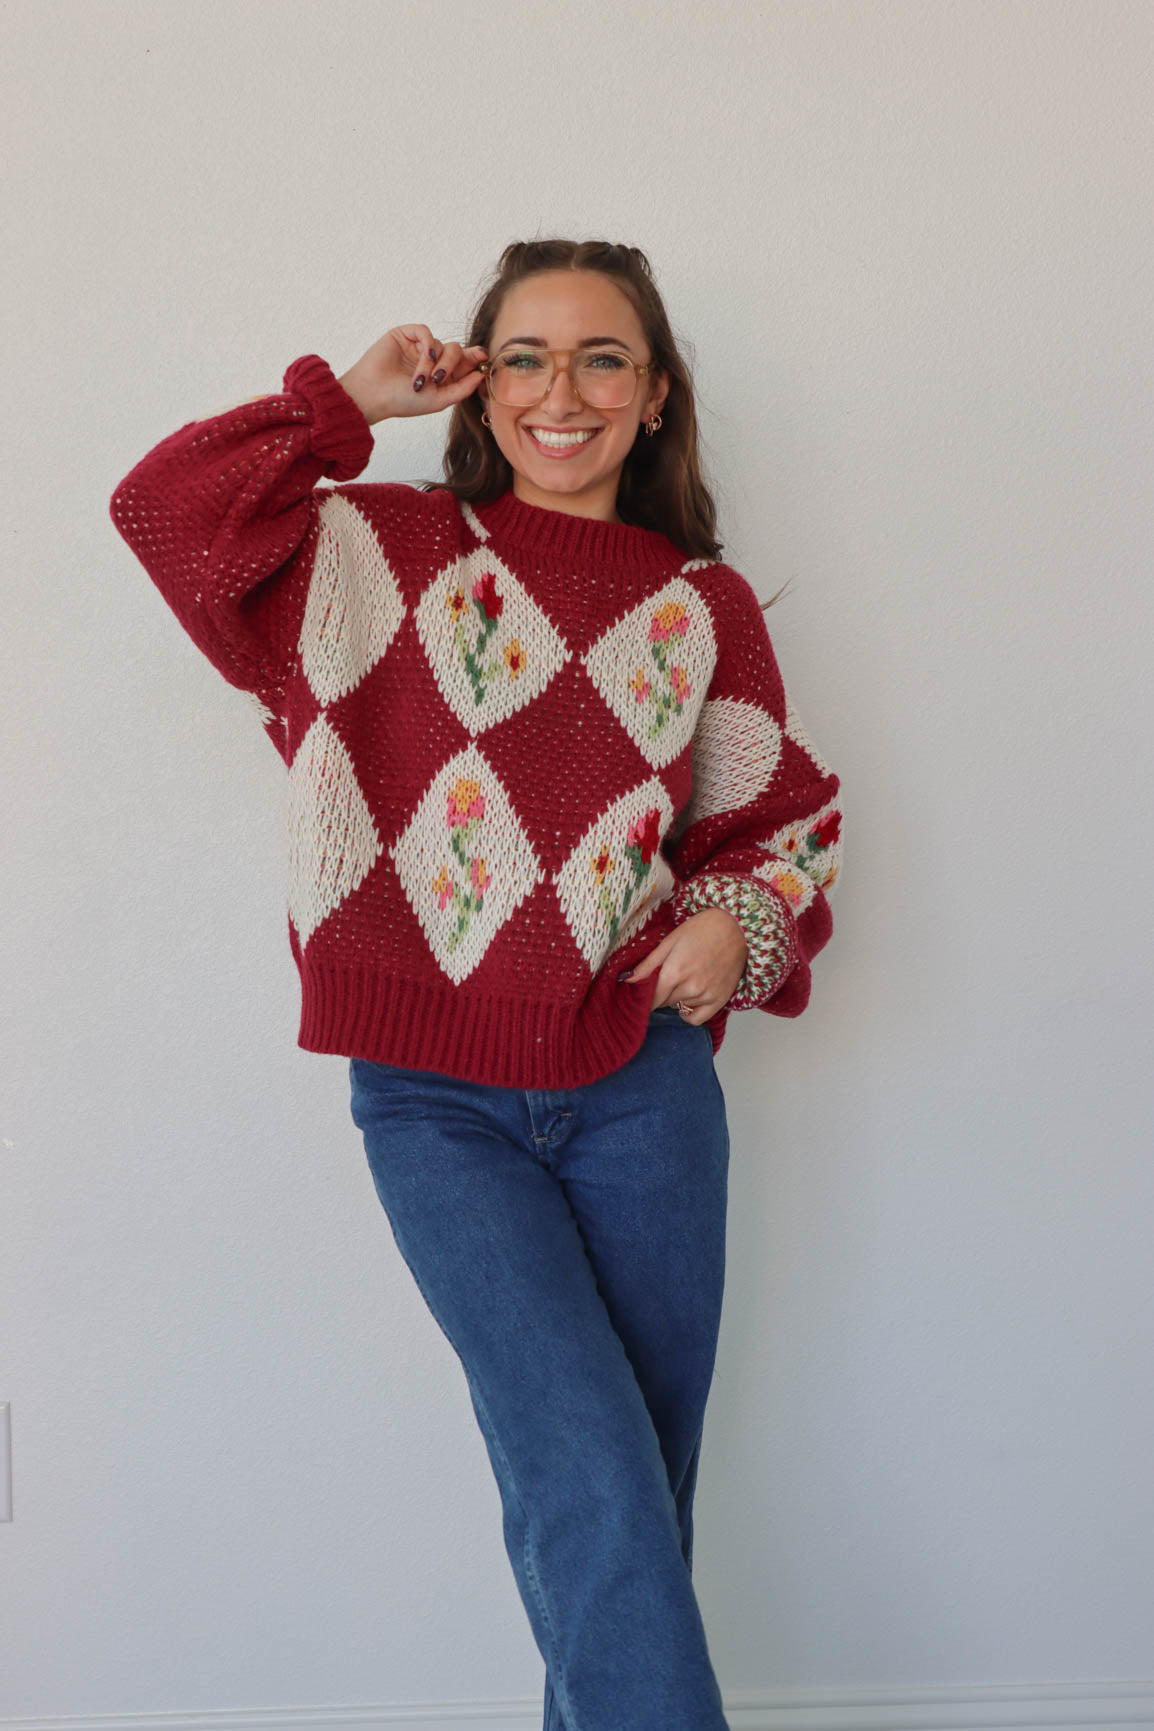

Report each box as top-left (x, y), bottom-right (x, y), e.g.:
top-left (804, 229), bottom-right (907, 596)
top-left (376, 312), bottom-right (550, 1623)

top-left (282, 353), bottom-right (375, 481)
top-left (671, 871), bottom-right (799, 1010)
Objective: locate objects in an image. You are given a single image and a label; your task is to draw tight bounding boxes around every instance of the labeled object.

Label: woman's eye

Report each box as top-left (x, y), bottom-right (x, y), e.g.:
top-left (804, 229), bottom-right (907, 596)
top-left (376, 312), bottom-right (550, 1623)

top-left (585, 353), bottom-right (629, 370)
top-left (501, 352), bottom-right (543, 371)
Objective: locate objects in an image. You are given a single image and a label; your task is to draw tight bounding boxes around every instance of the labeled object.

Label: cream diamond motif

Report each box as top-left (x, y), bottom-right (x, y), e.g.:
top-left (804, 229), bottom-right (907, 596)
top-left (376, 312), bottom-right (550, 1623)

top-left (784, 694), bottom-right (834, 778)
top-left (389, 743), bottom-right (546, 984)
top-left (581, 577), bottom-right (718, 769)
top-left (554, 778), bottom-right (677, 969)
top-left (677, 696), bottom-right (783, 829)
top-left (286, 714), bottom-right (384, 949)
top-left (299, 494), bottom-right (406, 706)
top-left (414, 550), bottom-right (571, 737)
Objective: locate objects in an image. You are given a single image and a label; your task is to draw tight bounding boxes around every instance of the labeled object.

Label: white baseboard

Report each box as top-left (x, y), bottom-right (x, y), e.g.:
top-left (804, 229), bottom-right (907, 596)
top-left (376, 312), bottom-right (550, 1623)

top-left (3, 1680), bottom-right (1154, 1731)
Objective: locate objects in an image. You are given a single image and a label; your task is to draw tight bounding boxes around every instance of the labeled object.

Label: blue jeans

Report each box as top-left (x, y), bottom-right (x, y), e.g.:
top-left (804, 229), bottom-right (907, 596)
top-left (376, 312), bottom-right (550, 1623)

top-left (347, 1004), bottom-right (732, 1731)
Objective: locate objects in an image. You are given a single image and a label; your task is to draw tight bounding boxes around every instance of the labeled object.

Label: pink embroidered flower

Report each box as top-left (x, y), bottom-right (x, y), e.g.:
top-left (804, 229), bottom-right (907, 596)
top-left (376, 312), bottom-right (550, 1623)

top-left (447, 777), bottom-right (485, 827)
top-left (471, 855), bottom-right (491, 893)
top-left (626, 807), bottom-right (662, 865)
top-left (669, 663), bottom-right (691, 703)
top-left (628, 667), bottom-right (652, 702)
top-left (472, 570), bottom-right (504, 621)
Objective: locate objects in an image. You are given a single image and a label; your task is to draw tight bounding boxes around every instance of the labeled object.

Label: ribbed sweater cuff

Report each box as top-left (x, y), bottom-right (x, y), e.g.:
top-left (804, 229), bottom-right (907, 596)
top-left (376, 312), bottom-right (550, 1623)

top-left (671, 870), bottom-right (799, 1010)
top-left (283, 353), bottom-right (375, 481)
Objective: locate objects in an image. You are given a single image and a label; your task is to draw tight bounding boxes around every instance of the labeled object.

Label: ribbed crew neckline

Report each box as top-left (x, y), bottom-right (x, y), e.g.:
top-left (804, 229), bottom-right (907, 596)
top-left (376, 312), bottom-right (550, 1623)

top-left (473, 487), bottom-right (684, 571)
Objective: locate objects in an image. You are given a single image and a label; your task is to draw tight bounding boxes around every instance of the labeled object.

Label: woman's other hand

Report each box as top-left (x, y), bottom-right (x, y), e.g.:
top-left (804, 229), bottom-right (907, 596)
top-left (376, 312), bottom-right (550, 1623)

top-left (621, 908), bottom-right (749, 1023)
top-left (338, 325), bottom-right (488, 426)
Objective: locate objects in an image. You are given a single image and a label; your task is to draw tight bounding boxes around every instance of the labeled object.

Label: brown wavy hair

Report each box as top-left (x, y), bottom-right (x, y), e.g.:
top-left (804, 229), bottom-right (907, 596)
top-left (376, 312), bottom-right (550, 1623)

top-left (424, 238), bottom-right (786, 608)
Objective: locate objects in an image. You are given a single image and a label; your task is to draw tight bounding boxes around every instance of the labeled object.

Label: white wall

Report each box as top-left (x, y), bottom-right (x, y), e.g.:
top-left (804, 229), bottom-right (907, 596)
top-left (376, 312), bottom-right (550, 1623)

top-left (3, 0), bottom-right (1152, 1721)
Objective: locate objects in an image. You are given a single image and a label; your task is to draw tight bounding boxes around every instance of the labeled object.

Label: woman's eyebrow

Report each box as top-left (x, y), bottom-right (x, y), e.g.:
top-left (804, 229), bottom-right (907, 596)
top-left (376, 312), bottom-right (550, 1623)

top-left (496, 336), bottom-right (635, 353)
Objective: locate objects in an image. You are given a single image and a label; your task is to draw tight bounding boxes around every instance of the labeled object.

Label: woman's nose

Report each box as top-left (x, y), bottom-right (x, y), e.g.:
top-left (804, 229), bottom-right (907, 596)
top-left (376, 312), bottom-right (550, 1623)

top-left (543, 362), bottom-right (582, 412)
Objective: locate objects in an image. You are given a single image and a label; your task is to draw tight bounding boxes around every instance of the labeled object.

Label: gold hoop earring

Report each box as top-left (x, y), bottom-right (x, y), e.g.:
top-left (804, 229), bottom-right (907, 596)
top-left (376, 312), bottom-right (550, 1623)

top-left (644, 414), bottom-right (662, 436)
top-left (481, 410), bottom-right (492, 428)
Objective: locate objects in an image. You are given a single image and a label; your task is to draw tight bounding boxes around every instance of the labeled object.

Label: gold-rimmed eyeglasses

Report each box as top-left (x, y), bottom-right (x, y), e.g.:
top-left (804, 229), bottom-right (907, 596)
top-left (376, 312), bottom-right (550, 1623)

top-left (479, 347), bottom-right (654, 411)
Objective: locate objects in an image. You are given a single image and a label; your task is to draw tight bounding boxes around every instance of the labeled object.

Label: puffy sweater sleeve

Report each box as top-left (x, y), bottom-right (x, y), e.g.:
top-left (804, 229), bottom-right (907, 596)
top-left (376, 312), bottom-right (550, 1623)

top-left (108, 354), bottom-right (374, 708)
top-left (663, 566), bottom-right (844, 1018)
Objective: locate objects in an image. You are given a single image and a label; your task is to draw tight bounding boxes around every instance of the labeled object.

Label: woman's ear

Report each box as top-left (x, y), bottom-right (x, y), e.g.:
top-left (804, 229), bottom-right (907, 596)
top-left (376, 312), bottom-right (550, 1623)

top-left (649, 368), bottom-right (670, 417)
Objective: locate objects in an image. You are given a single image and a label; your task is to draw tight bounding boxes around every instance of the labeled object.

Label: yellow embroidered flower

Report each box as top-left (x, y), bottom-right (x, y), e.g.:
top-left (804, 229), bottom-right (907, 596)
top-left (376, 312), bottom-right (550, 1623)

top-left (504, 638), bottom-right (526, 678)
top-left (591, 845), bottom-right (616, 885)
top-left (766, 867), bottom-right (808, 907)
top-left (446, 586), bottom-right (467, 622)
top-left (432, 864), bottom-right (454, 909)
top-left (447, 777), bottom-right (484, 827)
top-left (649, 600), bottom-right (690, 642)
top-left (628, 666), bottom-right (652, 702)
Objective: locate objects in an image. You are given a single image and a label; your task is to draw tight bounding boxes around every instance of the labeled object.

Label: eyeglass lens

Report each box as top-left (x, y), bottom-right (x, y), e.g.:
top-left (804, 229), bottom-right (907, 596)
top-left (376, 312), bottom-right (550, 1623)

top-left (488, 350), bottom-right (638, 409)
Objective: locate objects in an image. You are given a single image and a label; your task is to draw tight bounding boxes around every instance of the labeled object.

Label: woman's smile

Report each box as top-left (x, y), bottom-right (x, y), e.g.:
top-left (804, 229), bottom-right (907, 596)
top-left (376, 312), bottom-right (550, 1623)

top-left (521, 423), bottom-right (605, 457)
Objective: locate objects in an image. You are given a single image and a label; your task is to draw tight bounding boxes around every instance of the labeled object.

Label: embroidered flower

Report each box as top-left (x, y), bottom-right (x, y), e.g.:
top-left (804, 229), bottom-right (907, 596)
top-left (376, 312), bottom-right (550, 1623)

top-left (636, 601), bottom-right (694, 741)
top-left (447, 777), bottom-right (484, 828)
top-left (432, 864), bottom-right (455, 910)
top-left (472, 570), bottom-right (504, 621)
top-left (811, 811), bottom-right (841, 850)
top-left (648, 601), bottom-right (690, 643)
top-left (626, 807), bottom-right (661, 865)
top-left (437, 778), bottom-right (491, 952)
top-left (591, 844), bottom-right (615, 886)
top-left (764, 866), bottom-right (808, 908)
top-left (448, 569), bottom-right (526, 707)
top-left (593, 805), bottom-right (662, 943)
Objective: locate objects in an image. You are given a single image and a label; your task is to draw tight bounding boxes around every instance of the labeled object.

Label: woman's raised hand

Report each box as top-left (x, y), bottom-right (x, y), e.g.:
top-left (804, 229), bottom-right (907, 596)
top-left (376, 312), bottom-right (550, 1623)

top-left (338, 325), bottom-right (488, 426)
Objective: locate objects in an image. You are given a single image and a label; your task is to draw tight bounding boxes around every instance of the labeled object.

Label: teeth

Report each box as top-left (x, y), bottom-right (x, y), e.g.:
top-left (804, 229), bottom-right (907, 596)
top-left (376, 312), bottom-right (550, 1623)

top-left (527, 427), bottom-right (598, 447)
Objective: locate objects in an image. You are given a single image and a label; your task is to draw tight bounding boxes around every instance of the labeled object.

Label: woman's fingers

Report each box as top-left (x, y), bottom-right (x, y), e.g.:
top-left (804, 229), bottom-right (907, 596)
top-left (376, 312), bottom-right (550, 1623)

top-left (423, 341), bottom-right (489, 406)
top-left (403, 323), bottom-right (440, 393)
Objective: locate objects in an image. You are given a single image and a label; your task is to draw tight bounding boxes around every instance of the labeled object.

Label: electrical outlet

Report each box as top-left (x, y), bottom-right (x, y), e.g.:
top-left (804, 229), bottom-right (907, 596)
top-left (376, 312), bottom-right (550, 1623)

top-left (0, 1405), bottom-right (11, 1521)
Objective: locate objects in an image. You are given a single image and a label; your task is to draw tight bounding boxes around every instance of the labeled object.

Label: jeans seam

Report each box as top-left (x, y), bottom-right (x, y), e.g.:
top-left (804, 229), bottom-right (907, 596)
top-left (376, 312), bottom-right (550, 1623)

top-left (462, 1374), bottom-right (580, 1731)
top-left (363, 1186), bottom-right (580, 1731)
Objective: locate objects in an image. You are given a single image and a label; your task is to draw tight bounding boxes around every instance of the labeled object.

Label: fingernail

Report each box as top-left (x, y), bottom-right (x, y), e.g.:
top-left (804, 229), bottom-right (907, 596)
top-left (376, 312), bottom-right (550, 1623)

top-left (413, 375), bottom-right (425, 392)
top-left (432, 368), bottom-right (446, 384)
top-left (618, 969), bottom-right (634, 983)
top-left (428, 347), bottom-right (437, 359)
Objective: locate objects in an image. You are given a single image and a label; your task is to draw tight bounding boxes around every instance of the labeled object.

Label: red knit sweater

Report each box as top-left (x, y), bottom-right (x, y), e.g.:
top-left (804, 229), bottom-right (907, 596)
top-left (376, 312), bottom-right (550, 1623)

top-left (109, 353), bottom-right (843, 1088)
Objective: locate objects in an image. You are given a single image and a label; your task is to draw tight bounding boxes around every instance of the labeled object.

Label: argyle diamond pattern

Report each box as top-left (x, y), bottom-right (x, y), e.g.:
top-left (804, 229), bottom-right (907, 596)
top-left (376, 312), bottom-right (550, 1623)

top-left (553, 777), bottom-right (677, 968)
top-left (389, 742), bottom-right (547, 985)
top-left (286, 713), bottom-right (384, 949)
top-left (414, 548), bottom-right (571, 738)
top-left (299, 494), bottom-right (406, 706)
top-left (580, 575), bottom-right (719, 770)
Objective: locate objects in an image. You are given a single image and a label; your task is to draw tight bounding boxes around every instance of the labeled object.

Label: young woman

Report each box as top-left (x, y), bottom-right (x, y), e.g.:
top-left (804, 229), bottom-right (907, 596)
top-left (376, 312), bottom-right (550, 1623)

top-left (110, 238), bottom-right (843, 1731)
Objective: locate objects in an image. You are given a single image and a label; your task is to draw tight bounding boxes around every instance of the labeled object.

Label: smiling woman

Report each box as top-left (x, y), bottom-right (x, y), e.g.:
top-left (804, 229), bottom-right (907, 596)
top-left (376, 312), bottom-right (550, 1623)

top-left (109, 233), bottom-right (843, 1731)
top-left (471, 269), bottom-right (669, 520)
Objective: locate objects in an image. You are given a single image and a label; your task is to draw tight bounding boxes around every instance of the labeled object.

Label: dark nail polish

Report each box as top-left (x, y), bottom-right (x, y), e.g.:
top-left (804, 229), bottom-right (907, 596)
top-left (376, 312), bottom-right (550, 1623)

top-left (413, 375), bottom-right (425, 391)
top-left (428, 347), bottom-right (437, 359)
top-left (432, 368), bottom-right (446, 384)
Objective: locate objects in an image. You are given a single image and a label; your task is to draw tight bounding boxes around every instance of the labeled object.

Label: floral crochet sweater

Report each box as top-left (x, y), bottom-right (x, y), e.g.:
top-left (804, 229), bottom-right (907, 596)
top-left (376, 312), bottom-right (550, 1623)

top-left (108, 353), bottom-right (843, 1088)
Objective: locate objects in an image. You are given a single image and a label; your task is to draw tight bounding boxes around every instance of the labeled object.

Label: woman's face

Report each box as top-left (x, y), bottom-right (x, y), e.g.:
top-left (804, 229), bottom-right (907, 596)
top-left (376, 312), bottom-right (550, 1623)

top-left (480, 269), bottom-right (669, 522)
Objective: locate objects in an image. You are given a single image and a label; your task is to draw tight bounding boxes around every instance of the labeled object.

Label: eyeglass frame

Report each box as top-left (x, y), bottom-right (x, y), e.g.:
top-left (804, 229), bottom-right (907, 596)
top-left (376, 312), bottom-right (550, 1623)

top-left (477, 346), bottom-right (656, 411)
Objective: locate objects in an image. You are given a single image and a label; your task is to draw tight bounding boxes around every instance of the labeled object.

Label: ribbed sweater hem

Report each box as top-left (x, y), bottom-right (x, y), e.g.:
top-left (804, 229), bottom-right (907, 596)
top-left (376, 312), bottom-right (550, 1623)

top-left (295, 962), bottom-right (729, 1088)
